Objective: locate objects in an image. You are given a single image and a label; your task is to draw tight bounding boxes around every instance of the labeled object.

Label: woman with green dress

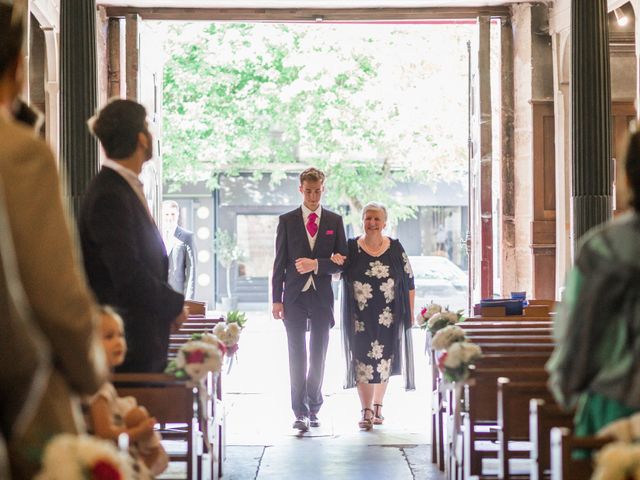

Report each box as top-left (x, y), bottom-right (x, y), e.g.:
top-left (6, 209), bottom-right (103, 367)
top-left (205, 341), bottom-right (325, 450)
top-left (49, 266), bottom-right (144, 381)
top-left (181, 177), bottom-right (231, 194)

top-left (547, 131), bottom-right (640, 437)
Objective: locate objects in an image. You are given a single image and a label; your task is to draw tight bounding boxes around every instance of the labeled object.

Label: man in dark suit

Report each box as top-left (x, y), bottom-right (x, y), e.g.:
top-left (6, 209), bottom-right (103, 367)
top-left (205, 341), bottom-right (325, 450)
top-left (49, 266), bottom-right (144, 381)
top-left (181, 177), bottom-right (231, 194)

top-left (162, 200), bottom-right (196, 300)
top-left (272, 167), bottom-right (347, 432)
top-left (79, 99), bottom-right (188, 373)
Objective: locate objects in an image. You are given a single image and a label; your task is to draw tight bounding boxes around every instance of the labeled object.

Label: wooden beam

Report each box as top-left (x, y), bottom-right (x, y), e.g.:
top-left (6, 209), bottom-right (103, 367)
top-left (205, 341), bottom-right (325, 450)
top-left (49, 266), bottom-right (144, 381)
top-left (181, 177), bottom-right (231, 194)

top-left (500, 15), bottom-right (515, 296)
top-left (478, 15), bottom-right (493, 299)
top-left (107, 17), bottom-right (120, 98)
top-left (104, 6), bottom-right (510, 21)
top-left (125, 13), bottom-right (139, 100)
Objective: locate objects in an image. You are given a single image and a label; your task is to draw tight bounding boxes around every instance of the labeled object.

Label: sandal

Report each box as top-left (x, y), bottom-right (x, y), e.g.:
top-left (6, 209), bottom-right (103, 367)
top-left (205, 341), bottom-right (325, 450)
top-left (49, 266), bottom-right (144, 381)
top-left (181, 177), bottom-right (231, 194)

top-left (373, 403), bottom-right (384, 425)
top-left (359, 408), bottom-right (374, 430)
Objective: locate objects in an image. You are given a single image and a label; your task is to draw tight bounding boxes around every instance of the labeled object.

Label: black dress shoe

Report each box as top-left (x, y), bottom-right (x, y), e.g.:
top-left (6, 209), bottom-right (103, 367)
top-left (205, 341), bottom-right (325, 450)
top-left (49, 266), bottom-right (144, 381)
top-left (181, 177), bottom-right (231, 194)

top-left (309, 414), bottom-right (320, 427)
top-left (293, 416), bottom-right (309, 432)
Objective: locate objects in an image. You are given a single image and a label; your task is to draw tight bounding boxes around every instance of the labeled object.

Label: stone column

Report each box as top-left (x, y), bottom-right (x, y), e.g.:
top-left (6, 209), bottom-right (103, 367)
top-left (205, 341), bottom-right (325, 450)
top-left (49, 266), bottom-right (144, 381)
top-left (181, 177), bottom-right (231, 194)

top-left (571, 0), bottom-right (612, 242)
top-left (60, 0), bottom-right (99, 217)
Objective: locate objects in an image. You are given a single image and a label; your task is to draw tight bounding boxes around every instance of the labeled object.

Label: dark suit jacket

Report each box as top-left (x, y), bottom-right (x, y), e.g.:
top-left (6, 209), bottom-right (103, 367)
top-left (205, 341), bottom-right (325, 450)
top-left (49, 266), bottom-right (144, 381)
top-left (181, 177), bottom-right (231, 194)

top-left (78, 167), bottom-right (184, 373)
top-left (271, 206), bottom-right (347, 326)
top-left (167, 225), bottom-right (196, 299)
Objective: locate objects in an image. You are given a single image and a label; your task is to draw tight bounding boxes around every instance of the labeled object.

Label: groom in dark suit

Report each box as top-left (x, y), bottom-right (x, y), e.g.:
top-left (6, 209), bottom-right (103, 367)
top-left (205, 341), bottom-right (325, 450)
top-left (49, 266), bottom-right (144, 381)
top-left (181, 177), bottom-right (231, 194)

top-left (272, 168), bottom-right (347, 432)
top-left (79, 99), bottom-right (188, 373)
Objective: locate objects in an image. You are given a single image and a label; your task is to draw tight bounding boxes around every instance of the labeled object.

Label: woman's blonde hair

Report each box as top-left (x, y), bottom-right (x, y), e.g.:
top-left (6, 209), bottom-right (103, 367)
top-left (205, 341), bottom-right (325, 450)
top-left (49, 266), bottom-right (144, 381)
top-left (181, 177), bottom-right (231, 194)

top-left (361, 202), bottom-right (388, 222)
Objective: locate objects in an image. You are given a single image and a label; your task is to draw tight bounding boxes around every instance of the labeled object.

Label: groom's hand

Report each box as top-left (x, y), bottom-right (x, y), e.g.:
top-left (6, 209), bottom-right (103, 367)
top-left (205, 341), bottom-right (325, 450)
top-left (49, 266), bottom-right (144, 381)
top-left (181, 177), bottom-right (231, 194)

top-left (272, 302), bottom-right (284, 320)
top-left (295, 257), bottom-right (318, 274)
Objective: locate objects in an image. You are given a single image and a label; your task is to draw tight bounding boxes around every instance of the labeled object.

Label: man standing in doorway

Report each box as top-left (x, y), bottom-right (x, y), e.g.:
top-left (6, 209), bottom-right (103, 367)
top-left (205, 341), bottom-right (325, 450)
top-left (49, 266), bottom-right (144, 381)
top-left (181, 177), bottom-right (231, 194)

top-left (162, 200), bottom-right (196, 300)
top-left (79, 99), bottom-right (188, 373)
top-left (272, 167), bottom-right (347, 432)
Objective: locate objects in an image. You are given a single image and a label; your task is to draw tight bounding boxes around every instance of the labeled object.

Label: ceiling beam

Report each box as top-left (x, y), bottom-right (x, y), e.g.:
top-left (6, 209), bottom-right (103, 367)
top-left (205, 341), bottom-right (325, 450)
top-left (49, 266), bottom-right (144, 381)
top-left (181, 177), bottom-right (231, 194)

top-left (102, 6), bottom-right (511, 21)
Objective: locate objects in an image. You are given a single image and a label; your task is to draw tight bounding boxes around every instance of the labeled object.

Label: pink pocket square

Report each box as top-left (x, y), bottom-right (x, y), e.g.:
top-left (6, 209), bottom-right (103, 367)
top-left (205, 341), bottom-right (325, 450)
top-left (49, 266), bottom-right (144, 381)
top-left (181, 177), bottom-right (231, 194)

top-left (326, 230), bottom-right (334, 235)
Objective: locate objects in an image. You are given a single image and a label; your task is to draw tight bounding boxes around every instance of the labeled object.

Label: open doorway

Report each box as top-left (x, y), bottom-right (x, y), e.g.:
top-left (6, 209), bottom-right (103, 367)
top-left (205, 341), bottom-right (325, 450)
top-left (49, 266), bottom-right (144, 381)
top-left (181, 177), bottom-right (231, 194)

top-left (103, 8), bottom-right (505, 475)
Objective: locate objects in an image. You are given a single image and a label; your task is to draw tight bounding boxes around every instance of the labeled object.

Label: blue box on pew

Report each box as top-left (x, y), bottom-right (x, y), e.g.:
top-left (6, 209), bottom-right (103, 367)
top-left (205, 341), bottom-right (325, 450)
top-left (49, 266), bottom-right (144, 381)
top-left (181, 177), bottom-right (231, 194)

top-left (479, 298), bottom-right (524, 316)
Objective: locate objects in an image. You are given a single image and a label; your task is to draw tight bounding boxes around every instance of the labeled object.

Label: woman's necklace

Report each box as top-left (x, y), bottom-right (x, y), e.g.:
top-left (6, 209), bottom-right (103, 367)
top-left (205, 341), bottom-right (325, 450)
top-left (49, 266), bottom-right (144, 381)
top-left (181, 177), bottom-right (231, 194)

top-left (359, 236), bottom-right (387, 256)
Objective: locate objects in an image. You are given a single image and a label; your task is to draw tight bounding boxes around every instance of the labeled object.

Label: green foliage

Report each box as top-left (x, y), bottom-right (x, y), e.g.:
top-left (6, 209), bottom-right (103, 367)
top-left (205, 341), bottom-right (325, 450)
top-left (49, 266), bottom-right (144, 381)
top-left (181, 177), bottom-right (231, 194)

top-left (162, 22), bottom-right (471, 228)
top-left (213, 229), bottom-right (245, 269)
top-left (225, 310), bottom-right (248, 328)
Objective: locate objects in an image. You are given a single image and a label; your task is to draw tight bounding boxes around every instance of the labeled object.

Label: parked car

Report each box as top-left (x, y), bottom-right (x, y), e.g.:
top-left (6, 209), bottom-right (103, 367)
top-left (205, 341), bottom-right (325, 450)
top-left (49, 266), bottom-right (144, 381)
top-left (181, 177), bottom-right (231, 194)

top-left (408, 255), bottom-right (468, 313)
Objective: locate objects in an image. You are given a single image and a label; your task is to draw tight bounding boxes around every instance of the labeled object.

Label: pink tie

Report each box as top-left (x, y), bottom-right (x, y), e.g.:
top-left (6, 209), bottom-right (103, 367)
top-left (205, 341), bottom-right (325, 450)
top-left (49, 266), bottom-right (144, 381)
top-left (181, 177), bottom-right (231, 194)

top-left (306, 212), bottom-right (318, 237)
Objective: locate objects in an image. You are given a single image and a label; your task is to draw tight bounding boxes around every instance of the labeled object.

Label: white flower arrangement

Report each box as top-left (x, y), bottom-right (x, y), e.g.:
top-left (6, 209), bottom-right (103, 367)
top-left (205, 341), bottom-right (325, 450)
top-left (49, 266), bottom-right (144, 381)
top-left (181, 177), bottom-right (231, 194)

top-left (431, 325), bottom-right (466, 351)
top-left (165, 333), bottom-right (226, 383)
top-left (415, 302), bottom-right (443, 327)
top-left (426, 310), bottom-right (463, 334)
top-left (437, 341), bottom-right (482, 383)
top-left (35, 433), bottom-right (134, 480)
top-left (212, 322), bottom-right (242, 356)
top-left (592, 442), bottom-right (640, 480)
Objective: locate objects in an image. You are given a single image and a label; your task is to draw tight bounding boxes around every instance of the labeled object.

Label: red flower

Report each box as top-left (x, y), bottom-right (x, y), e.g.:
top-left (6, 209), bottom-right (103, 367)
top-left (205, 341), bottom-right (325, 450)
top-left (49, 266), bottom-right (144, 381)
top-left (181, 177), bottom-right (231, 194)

top-left (437, 352), bottom-right (448, 371)
top-left (91, 459), bottom-right (121, 480)
top-left (185, 349), bottom-right (206, 363)
top-left (421, 307), bottom-right (427, 316)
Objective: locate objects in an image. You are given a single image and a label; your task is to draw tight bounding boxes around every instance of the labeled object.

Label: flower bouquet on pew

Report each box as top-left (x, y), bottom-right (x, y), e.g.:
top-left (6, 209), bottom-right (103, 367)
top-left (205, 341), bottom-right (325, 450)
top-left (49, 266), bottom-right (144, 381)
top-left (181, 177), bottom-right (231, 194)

top-left (35, 433), bottom-right (134, 480)
top-left (213, 310), bottom-right (247, 372)
top-left (431, 325), bottom-right (466, 351)
top-left (415, 302), bottom-right (443, 329)
top-left (165, 332), bottom-right (226, 386)
top-left (437, 341), bottom-right (482, 384)
top-left (592, 442), bottom-right (640, 480)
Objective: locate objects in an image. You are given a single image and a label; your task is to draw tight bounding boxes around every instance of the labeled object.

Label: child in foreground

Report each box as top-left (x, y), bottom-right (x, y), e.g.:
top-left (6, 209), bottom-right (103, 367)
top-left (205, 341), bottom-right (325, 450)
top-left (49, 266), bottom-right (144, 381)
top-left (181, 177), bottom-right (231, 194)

top-left (88, 306), bottom-right (168, 476)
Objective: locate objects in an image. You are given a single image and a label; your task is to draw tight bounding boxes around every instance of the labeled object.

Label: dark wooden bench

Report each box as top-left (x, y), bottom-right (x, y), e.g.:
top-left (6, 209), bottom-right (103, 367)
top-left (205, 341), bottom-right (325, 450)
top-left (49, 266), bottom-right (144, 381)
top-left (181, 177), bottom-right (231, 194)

top-left (113, 373), bottom-right (218, 480)
top-left (530, 399), bottom-right (574, 480)
top-left (459, 367), bottom-right (549, 478)
top-left (496, 378), bottom-right (555, 479)
top-left (550, 427), bottom-right (613, 480)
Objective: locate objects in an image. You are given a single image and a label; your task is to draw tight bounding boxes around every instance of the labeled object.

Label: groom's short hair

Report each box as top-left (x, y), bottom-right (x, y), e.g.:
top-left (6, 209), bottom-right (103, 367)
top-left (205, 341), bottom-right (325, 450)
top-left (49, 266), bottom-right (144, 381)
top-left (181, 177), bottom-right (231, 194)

top-left (299, 167), bottom-right (325, 185)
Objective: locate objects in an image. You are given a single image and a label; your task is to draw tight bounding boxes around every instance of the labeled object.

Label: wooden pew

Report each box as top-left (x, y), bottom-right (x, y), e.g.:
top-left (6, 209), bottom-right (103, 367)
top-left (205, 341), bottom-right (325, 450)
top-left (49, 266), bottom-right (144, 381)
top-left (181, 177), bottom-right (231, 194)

top-left (462, 327), bottom-right (552, 336)
top-left (529, 399), bottom-right (574, 480)
top-left (478, 343), bottom-right (554, 355)
top-left (550, 427), bottom-right (612, 480)
top-left (113, 373), bottom-right (218, 480)
top-left (496, 378), bottom-right (555, 479)
top-left (461, 321), bottom-right (552, 329)
top-left (460, 367), bottom-right (549, 478)
top-left (431, 319), bottom-right (553, 475)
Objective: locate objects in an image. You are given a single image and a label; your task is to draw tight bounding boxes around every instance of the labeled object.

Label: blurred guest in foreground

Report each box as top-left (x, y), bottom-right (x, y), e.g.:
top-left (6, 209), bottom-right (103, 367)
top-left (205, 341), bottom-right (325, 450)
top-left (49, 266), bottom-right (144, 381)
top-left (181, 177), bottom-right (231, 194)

top-left (0, 4), bottom-right (106, 477)
top-left (548, 130), bottom-right (640, 438)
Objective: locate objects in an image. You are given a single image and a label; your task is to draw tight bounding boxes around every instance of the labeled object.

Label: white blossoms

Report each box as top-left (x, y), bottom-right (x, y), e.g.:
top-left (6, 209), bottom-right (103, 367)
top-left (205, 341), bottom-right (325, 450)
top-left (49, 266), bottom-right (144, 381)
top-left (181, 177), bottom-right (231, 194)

top-left (35, 434), bottom-right (134, 480)
top-left (365, 260), bottom-right (390, 279)
top-left (378, 307), bottom-right (393, 328)
top-left (416, 302), bottom-right (443, 327)
top-left (353, 281), bottom-right (373, 310)
top-left (431, 325), bottom-right (466, 351)
top-left (213, 322), bottom-right (242, 349)
top-left (402, 252), bottom-right (413, 277)
top-left (367, 340), bottom-right (384, 360)
top-left (175, 340), bottom-right (224, 382)
top-left (379, 278), bottom-right (395, 303)
top-left (377, 358), bottom-right (391, 381)
top-left (442, 342), bottom-right (482, 369)
top-left (356, 361), bottom-right (374, 383)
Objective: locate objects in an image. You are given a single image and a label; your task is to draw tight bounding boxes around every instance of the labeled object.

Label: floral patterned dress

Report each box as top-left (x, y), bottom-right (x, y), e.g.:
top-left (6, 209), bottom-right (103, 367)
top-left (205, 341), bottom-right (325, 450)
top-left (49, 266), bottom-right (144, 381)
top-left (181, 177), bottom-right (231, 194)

top-left (351, 241), bottom-right (414, 384)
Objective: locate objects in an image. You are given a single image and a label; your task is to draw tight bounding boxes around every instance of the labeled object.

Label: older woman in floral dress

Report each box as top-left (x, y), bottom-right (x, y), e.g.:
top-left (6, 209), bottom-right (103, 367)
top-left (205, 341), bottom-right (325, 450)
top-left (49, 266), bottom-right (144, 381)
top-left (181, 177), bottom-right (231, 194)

top-left (332, 202), bottom-right (415, 430)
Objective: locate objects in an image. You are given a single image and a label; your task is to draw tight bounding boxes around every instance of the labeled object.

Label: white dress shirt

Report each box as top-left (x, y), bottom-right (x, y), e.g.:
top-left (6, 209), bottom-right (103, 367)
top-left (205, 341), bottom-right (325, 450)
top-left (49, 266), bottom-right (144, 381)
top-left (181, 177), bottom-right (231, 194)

top-left (101, 159), bottom-right (154, 222)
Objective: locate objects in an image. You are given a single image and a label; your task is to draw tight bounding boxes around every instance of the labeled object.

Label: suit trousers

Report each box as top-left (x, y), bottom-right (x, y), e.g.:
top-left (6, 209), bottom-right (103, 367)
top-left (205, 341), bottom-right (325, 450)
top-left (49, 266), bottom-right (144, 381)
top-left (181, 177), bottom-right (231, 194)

top-left (283, 289), bottom-right (331, 417)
